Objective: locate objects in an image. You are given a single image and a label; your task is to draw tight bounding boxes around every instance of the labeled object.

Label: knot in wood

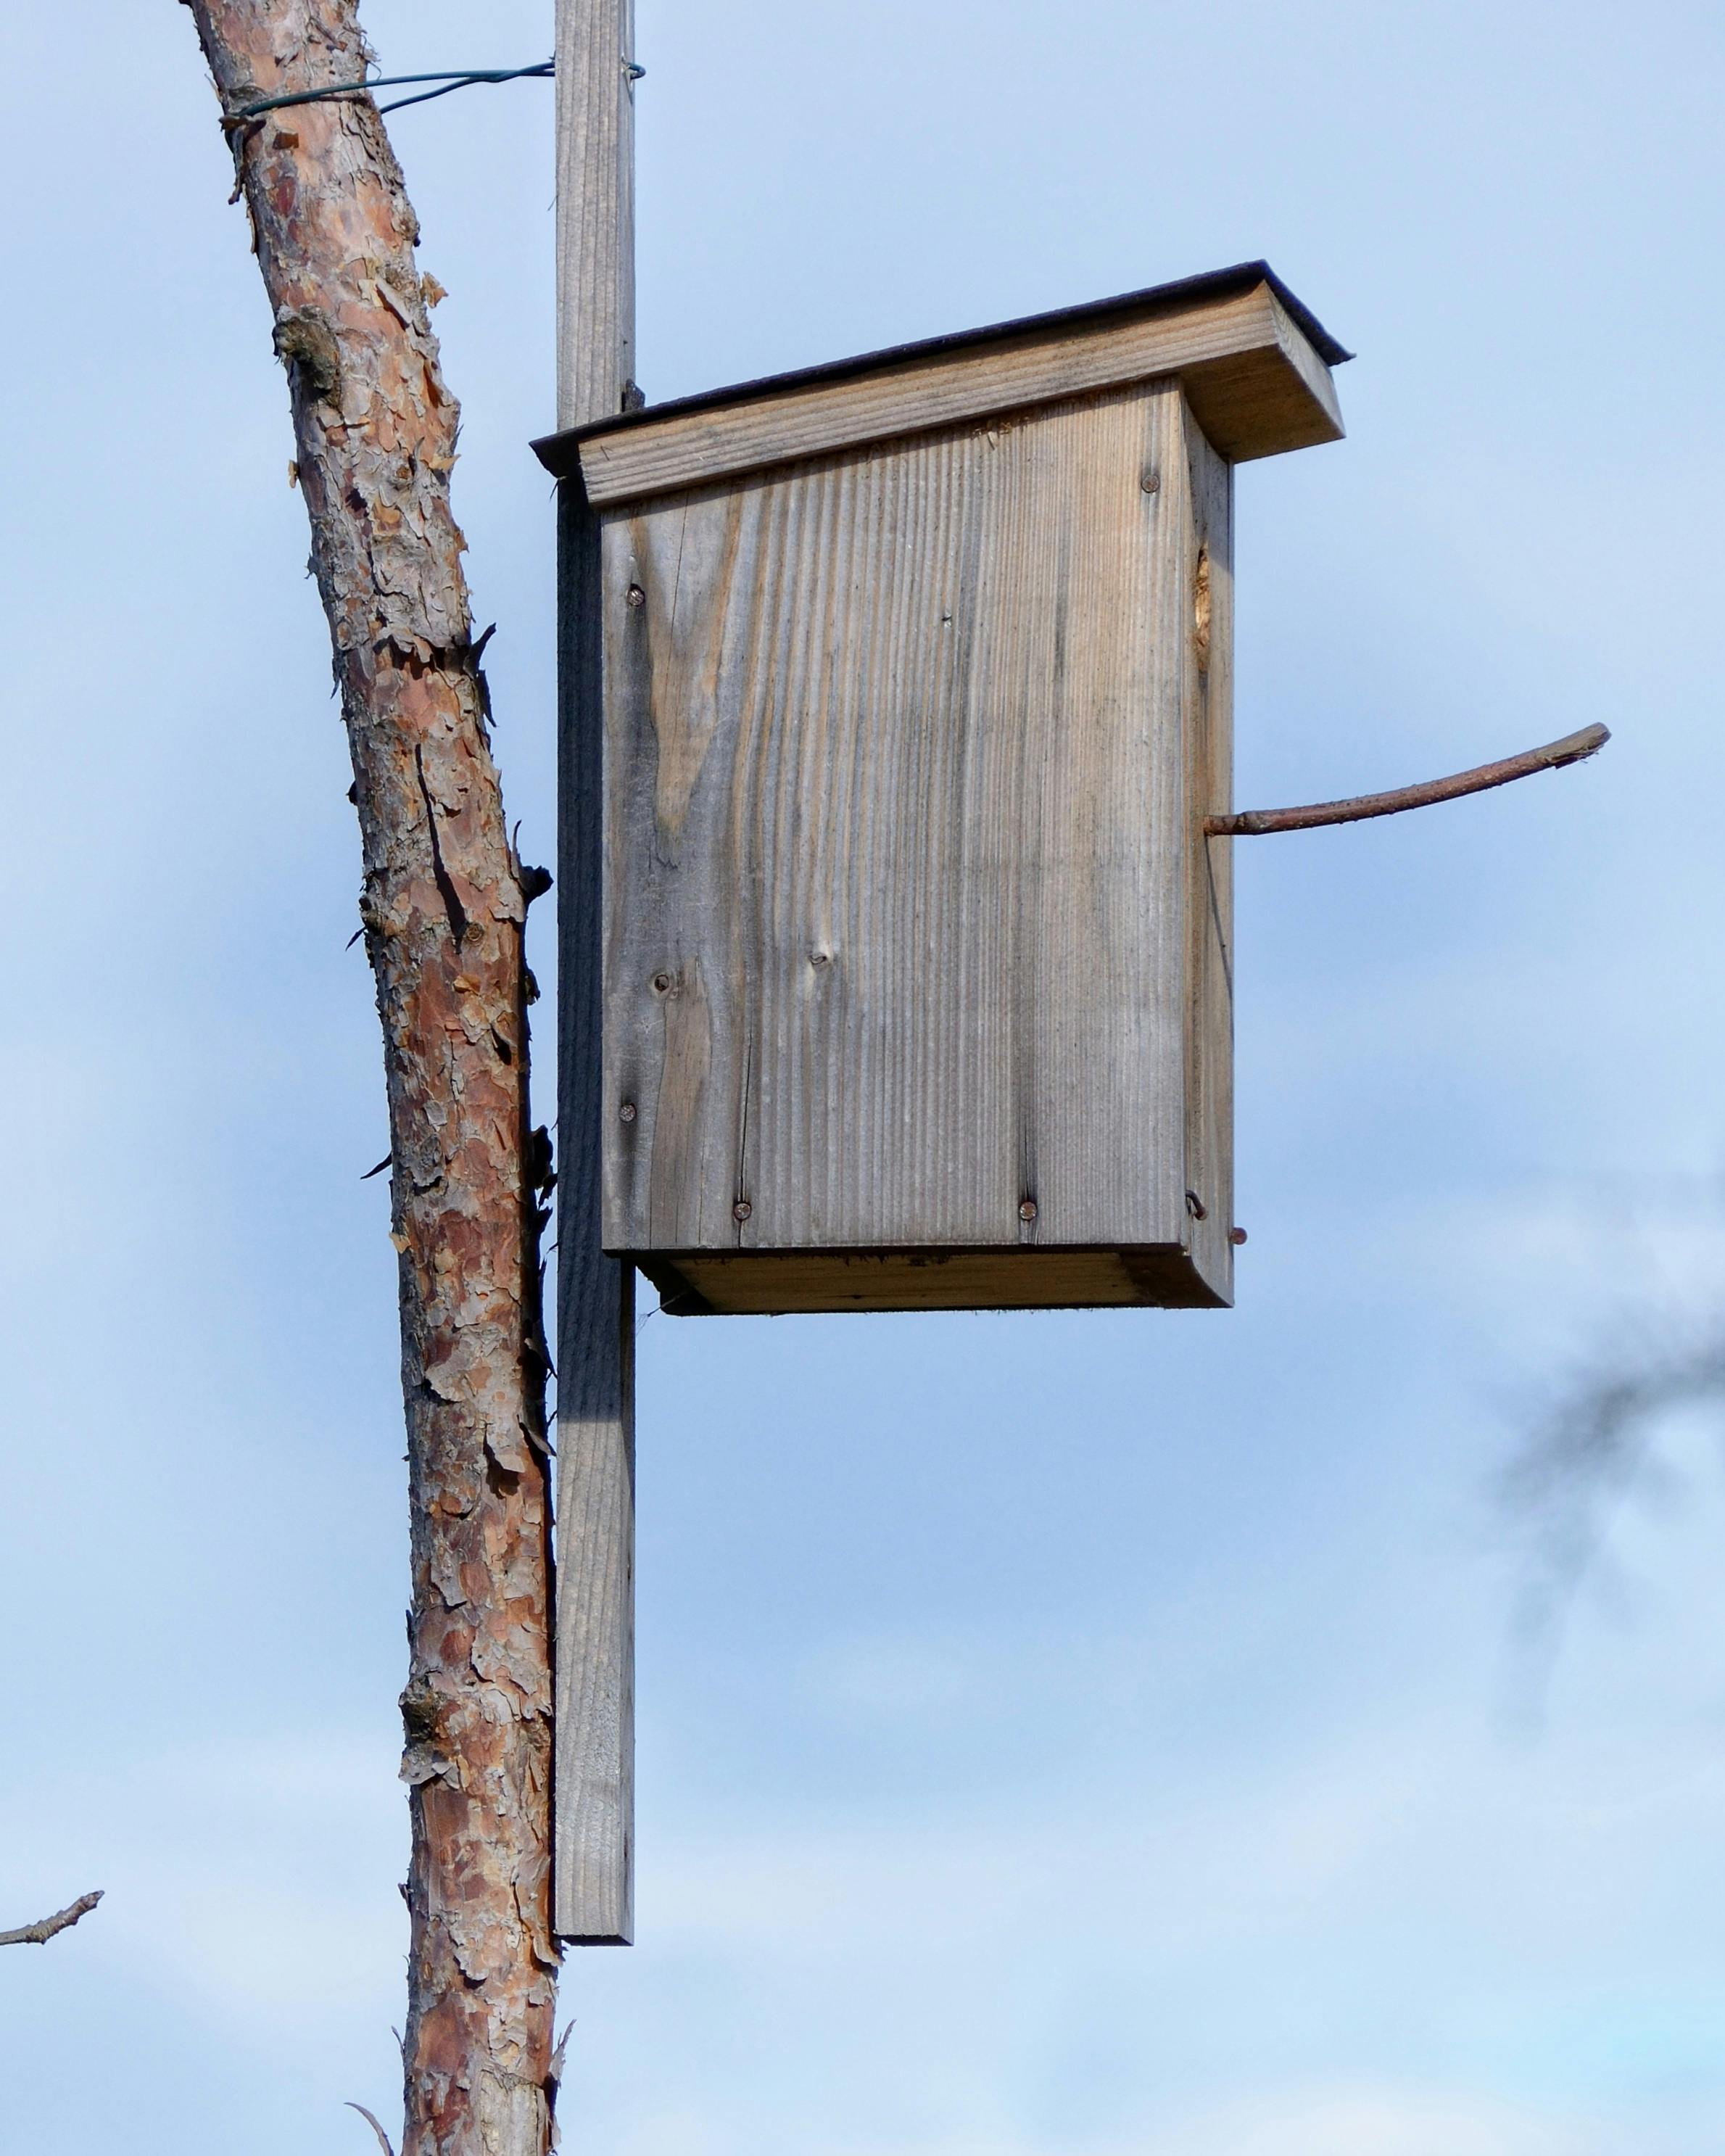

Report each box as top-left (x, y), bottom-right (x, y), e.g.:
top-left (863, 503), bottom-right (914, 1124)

top-left (272, 306), bottom-right (342, 403)
top-left (1193, 548), bottom-right (1212, 669)
top-left (399, 1678), bottom-right (445, 1747)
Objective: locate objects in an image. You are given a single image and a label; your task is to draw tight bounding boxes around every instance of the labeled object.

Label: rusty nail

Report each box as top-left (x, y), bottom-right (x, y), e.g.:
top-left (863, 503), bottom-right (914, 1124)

top-left (1185, 1190), bottom-right (1207, 1221)
top-left (650, 972), bottom-right (671, 994)
top-left (1019, 1199), bottom-right (1038, 1223)
top-left (626, 583), bottom-right (646, 608)
top-left (1141, 468), bottom-right (1160, 494)
top-left (733, 1199), bottom-right (752, 1223)
top-left (619, 1101), bottom-right (637, 1123)
top-left (1230, 1226), bottom-right (1248, 1246)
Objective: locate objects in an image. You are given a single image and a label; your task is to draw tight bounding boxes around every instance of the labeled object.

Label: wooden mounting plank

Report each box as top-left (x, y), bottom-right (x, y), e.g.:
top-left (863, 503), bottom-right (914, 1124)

top-left (553, 0), bottom-right (637, 1947)
top-left (555, 0), bottom-right (637, 433)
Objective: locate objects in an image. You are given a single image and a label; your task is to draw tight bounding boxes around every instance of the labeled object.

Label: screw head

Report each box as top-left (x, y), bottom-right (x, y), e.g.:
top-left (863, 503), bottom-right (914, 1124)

top-left (1141, 468), bottom-right (1161, 494)
top-left (619, 1101), bottom-right (637, 1124)
top-left (625, 583), bottom-right (646, 609)
top-left (732, 1199), bottom-right (753, 1223)
top-left (1019, 1199), bottom-right (1038, 1223)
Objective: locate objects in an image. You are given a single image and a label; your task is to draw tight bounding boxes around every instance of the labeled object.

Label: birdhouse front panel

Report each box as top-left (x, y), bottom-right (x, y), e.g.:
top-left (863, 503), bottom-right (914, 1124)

top-left (537, 263), bottom-right (1346, 1315)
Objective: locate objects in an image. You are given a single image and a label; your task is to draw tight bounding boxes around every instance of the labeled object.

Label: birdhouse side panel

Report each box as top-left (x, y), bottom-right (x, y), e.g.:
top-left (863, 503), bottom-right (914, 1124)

top-left (601, 379), bottom-right (1209, 1271)
top-left (1180, 409), bottom-right (1236, 1303)
top-left (1010, 381), bottom-right (1194, 1252)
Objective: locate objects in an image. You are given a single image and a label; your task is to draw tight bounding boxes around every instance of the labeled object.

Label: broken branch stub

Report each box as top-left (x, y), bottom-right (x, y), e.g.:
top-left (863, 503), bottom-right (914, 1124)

top-left (0, 1891), bottom-right (103, 1947)
top-left (1208, 723), bottom-right (1610, 837)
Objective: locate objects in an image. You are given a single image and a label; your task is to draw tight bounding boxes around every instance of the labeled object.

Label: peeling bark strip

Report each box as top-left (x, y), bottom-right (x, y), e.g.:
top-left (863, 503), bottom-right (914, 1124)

top-left (179, 7), bottom-right (557, 2154)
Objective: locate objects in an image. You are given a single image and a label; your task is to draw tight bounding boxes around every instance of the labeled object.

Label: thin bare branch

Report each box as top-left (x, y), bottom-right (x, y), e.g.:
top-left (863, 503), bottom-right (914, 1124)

top-left (0, 1891), bottom-right (104, 1947)
top-left (347, 2102), bottom-right (398, 2156)
top-left (1501, 1321), bottom-right (1725, 1672)
top-left (1208, 722), bottom-right (1609, 836)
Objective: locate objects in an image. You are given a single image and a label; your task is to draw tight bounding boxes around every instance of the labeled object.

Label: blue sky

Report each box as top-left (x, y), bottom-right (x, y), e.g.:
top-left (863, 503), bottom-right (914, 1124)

top-left (3, 3), bottom-right (1724, 2152)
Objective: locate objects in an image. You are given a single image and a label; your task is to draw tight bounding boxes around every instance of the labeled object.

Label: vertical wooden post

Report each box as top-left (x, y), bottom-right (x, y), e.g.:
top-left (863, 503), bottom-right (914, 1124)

top-left (554, 0), bottom-right (638, 1945)
top-left (556, 0), bottom-right (637, 433)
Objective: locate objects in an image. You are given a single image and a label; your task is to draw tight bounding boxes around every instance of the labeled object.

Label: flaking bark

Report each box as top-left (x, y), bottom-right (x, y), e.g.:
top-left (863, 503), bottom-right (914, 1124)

top-left (178, 7), bottom-right (558, 2152)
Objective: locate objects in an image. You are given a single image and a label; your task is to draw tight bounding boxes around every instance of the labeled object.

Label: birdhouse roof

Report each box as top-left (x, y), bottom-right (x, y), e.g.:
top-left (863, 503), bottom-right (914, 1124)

top-left (533, 260), bottom-right (1349, 505)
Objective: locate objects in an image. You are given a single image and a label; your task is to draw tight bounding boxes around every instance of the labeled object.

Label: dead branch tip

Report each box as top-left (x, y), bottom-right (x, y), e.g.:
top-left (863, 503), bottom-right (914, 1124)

top-left (1209, 722), bottom-right (1611, 837)
top-left (346, 2102), bottom-right (397, 2156)
top-left (0, 1890), bottom-right (104, 1948)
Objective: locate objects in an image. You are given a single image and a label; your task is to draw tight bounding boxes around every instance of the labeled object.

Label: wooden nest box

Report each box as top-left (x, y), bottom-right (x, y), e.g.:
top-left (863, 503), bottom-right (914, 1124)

top-left (535, 262), bottom-right (1349, 1317)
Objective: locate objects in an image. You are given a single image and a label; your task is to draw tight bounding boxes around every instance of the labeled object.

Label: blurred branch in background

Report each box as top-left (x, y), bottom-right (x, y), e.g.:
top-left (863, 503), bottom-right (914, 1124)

top-left (0, 1891), bottom-right (103, 1948)
top-left (1502, 1265), bottom-right (1725, 1698)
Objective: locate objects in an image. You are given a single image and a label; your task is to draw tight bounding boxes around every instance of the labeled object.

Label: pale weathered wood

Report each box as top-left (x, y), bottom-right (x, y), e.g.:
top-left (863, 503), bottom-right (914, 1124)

top-left (598, 379), bottom-right (1236, 1314)
top-left (555, 492), bottom-right (636, 1941)
top-left (556, 0), bottom-right (637, 430)
top-left (566, 279), bottom-right (1339, 506)
top-left (1180, 405), bottom-right (1236, 1302)
top-left (554, 0), bottom-right (637, 1943)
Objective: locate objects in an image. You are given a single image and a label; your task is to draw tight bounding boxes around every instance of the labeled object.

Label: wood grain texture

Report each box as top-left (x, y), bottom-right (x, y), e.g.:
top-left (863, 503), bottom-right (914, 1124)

top-left (600, 379), bottom-right (1233, 1310)
top-left (574, 282), bottom-right (1339, 505)
top-left (1180, 408), bottom-right (1236, 1305)
top-left (555, 0), bottom-right (637, 429)
top-left (554, 495), bottom-right (635, 1941)
top-left (553, 0), bottom-right (637, 1943)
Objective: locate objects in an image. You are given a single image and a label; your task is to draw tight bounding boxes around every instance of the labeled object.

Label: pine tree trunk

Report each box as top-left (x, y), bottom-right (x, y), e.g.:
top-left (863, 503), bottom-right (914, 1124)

top-left (178, 7), bottom-right (558, 2152)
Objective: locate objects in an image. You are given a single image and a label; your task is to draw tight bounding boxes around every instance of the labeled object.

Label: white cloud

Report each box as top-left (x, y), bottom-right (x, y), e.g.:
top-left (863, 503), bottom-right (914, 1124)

top-left (1130, 2086), bottom-right (1597, 2156)
top-left (639, 1722), bottom-right (1427, 1954)
top-left (629, 2085), bottom-right (1598, 2156)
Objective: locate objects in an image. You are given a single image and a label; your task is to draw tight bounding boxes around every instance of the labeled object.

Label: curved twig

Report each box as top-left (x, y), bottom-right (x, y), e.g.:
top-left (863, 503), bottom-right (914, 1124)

top-left (0, 1891), bottom-right (104, 1947)
top-left (346, 2103), bottom-right (397, 2156)
top-left (1207, 723), bottom-right (1609, 837)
